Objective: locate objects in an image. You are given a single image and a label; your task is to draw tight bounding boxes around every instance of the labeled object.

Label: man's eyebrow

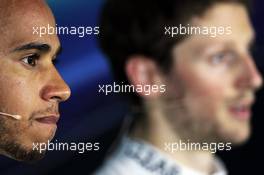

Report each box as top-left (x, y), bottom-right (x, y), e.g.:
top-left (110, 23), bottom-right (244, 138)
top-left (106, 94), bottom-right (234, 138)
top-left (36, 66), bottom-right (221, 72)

top-left (12, 42), bottom-right (51, 53)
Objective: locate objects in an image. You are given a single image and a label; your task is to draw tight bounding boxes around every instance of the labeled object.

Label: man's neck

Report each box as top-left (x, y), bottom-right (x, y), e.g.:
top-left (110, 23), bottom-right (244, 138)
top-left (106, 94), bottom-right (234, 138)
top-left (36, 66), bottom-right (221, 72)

top-left (129, 107), bottom-right (215, 174)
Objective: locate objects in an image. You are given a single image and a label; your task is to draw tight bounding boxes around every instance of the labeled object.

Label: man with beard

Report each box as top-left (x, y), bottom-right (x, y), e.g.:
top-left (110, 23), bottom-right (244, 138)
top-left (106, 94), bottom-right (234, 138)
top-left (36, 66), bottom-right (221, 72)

top-left (0, 0), bottom-right (71, 162)
top-left (95, 0), bottom-right (262, 174)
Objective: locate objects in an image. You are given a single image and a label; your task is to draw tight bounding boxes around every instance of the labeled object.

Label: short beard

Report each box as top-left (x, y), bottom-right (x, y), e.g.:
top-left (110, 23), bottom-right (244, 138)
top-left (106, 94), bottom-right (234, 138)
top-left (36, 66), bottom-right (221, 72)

top-left (0, 118), bottom-right (45, 162)
top-left (0, 140), bottom-right (45, 162)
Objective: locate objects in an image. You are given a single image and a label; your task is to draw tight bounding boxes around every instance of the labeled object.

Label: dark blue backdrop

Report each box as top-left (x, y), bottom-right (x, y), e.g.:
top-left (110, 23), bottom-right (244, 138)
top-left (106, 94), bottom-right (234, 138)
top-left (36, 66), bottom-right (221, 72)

top-left (0, 0), bottom-right (263, 174)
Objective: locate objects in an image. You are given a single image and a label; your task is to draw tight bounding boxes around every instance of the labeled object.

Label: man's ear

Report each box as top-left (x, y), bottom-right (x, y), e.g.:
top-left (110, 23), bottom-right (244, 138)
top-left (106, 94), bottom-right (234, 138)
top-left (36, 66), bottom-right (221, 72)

top-left (125, 56), bottom-right (165, 98)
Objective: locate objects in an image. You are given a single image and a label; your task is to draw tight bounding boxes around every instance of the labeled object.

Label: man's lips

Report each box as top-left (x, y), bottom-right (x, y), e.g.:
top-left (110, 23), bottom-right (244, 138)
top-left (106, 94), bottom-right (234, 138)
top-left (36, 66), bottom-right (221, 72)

top-left (35, 115), bottom-right (59, 124)
top-left (229, 101), bottom-right (253, 120)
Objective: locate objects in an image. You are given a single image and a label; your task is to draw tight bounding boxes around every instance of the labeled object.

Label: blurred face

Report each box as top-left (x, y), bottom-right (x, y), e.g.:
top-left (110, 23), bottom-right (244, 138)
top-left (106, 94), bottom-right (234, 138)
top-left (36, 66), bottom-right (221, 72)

top-left (162, 3), bottom-right (262, 144)
top-left (0, 0), bottom-right (71, 161)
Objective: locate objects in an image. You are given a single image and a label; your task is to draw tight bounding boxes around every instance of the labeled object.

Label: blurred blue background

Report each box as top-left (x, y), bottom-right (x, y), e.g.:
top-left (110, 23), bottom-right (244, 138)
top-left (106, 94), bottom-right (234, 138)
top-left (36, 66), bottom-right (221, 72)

top-left (0, 0), bottom-right (263, 174)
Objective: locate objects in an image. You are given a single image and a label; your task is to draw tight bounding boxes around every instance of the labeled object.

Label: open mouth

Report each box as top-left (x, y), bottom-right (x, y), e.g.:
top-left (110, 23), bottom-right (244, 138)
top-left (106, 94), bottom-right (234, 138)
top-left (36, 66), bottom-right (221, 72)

top-left (229, 104), bottom-right (251, 120)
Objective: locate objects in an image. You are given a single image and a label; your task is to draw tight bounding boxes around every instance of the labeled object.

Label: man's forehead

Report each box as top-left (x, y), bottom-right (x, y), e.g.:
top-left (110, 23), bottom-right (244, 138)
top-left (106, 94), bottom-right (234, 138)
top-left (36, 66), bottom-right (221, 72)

top-left (0, 0), bottom-right (54, 27)
top-left (0, 0), bottom-right (59, 55)
top-left (184, 3), bottom-right (254, 47)
top-left (0, 0), bottom-right (48, 11)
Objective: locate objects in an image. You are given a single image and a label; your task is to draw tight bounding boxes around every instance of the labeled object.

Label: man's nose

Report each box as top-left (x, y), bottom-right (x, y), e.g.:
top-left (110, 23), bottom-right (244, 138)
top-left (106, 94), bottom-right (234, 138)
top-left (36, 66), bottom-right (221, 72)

top-left (236, 56), bottom-right (263, 90)
top-left (41, 67), bottom-right (71, 103)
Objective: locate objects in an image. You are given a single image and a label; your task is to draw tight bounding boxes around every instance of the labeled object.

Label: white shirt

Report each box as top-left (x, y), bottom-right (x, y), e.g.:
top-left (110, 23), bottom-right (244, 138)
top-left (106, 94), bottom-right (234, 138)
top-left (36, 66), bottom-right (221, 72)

top-left (94, 137), bottom-right (227, 175)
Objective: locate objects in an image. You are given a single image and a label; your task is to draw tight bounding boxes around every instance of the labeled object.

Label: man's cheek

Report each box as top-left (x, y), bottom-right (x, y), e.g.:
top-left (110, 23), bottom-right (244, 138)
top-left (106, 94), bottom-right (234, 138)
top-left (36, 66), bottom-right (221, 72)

top-left (188, 86), bottom-right (224, 118)
top-left (8, 80), bottom-right (38, 119)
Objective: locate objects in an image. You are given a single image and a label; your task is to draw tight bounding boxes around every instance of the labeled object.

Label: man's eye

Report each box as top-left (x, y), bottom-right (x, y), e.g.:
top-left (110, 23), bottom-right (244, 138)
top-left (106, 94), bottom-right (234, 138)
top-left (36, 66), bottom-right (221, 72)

top-left (210, 51), bottom-right (236, 65)
top-left (211, 53), bottom-right (226, 65)
top-left (21, 54), bottom-right (40, 67)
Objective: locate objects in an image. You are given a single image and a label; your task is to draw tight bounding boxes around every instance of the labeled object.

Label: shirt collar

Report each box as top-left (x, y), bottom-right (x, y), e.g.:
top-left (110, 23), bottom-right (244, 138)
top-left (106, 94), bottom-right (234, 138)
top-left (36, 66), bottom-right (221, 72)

top-left (118, 136), bottom-right (227, 175)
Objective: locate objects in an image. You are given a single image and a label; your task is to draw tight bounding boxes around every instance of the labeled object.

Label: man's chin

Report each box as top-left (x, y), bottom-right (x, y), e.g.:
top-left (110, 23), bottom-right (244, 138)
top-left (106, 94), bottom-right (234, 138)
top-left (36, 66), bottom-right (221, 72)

top-left (0, 140), bottom-right (46, 163)
top-left (6, 149), bottom-right (46, 163)
top-left (29, 126), bottom-right (57, 143)
top-left (223, 125), bottom-right (251, 146)
top-left (232, 131), bottom-right (250, 146)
